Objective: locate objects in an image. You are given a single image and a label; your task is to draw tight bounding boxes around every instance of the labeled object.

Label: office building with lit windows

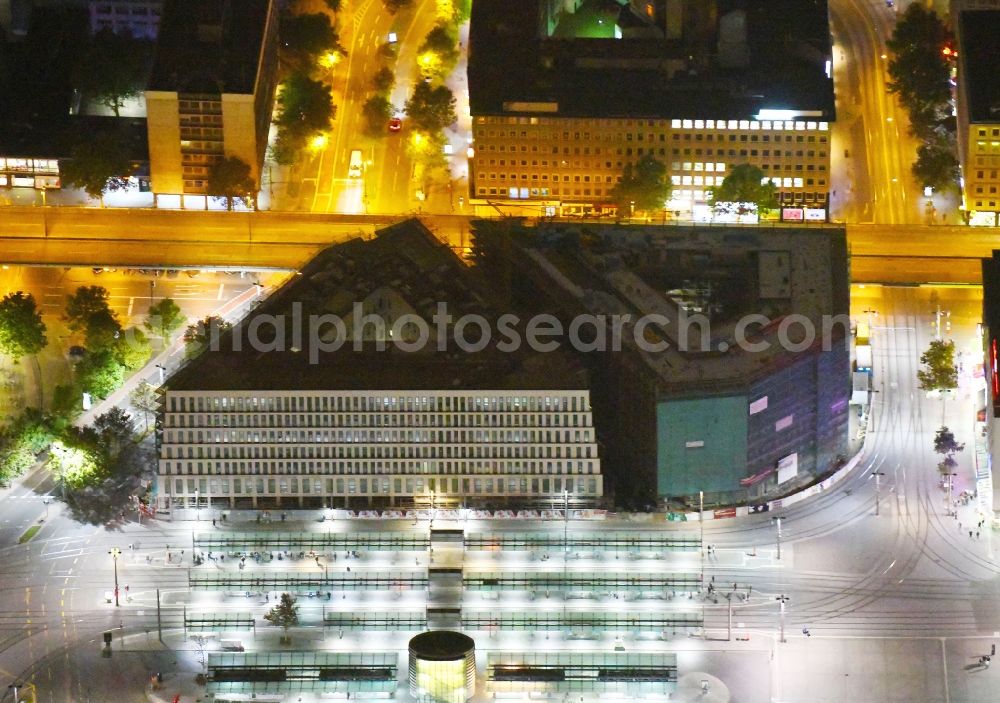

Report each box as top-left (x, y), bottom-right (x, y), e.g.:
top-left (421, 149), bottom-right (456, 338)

top-left (955, 9), bottom-right (1000, 226)
top-left (156, 219), bottom-right (602, 511)
top-left (144, 0), bottom-right (278, 205)
top-left (467, 0), bottom-right (835, 219)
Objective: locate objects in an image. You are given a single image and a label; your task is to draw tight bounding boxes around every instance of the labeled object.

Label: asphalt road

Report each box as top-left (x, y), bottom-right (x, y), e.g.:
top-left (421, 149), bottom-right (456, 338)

top-left (0, 206), bottom-right (996, 282)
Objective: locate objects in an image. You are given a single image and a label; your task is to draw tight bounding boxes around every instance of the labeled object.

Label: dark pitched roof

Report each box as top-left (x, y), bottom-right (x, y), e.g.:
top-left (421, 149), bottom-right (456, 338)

top-left (166, 219), bottom-right (590, 393)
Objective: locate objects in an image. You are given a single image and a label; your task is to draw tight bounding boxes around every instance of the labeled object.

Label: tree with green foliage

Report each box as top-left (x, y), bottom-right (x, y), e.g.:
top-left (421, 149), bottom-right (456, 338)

top-left (913, 137), bottom-right (959, 192)
top-left (77, 349), bottom-right (125, 399)
top-left (60, 133), bottom-right (133, 204)
top-left (84, 308), bottom-right (122, 352)
top-left (52, 384), bottom-right (82, 423)
top-left (73, 29), bottom-right (152, 116)
top-left (66, 286), bottom-right (111, 332)
top-left (0, 292), bottom-right (47, 359)
top-left (417, 24), bottom-right (459, 80)
top-left (49, 438), bottom-right (103, 491)
top-left (404, 80), bottom-right (456, 133)
top-left (273, 72), bottom-right (336, 162)
top-left (280, 12), bottom-right (343, 67)
top-left (886, 4), bottom-right (952, 120)
top-left (207, 157), bottom-right (256, 211)
top-left (114, 327), bottom-right (151, 370)
top-left (708, 163), bottom-right (778, 212)
top-left (362, 94), bottom-right (394, 137)
top-left (371, 66), bottom-right (395, 94)
top-left (130, 381), bottom-right (159, 432)
top-left (933, 426), bottom-right (965, 457)
top-left (264, 592), bottom-right (300, 643)
top-left (917, 339), bottom-right (958, 392)
top-left (184, 316), bottom-right (233, 358)
top-left (146, 298), bottom-right (186, 340)
top-left (611, 154), bottom-right (672, 216)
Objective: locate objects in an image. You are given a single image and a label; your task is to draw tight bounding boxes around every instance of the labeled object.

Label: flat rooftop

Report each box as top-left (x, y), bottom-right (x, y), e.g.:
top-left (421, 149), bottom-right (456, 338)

top-left (148, 0), bottom-right (269, 94)
top-left (166, 219), bottom-right (590, 393)
top-left (468, 0), bottom-right (835, 119)
top-left (479, 220), bottom-right (849, 394)
top-left (959, 11), bottom-right (1000, 123)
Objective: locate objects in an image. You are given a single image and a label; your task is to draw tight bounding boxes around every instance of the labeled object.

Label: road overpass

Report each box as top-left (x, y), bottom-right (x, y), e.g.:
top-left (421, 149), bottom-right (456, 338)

top-left (0, 207), bottom-right (995, 282)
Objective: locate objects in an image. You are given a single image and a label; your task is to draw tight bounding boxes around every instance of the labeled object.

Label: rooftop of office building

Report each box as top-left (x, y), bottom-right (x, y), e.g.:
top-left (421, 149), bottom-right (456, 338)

top-left (473, 219), bottom-right (849, 393)
top-left (148, 0), bottom-right (270, 94)
top-left (468, 0), bottom-right (836, 120)
top-left (166, 219), bottom-right (590, 393)
top-left (958, 10), bottom-right (1000, 123)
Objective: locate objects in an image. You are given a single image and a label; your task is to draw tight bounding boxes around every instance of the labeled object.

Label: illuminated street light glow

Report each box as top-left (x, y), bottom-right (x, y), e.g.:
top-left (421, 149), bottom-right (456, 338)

top-left (309, 133), bottom-right (329, 152)
top-left (318, 51), bottom-right (342, 68)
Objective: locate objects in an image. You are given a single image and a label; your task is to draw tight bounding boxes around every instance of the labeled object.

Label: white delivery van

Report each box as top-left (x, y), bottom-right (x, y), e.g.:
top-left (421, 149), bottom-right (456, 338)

top-left (348, 149), bottom-right (363, 178)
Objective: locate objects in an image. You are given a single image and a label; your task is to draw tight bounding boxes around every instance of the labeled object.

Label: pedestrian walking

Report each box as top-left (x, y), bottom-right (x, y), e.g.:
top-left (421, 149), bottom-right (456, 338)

top-left (977, 531), bottom-right (980, 538)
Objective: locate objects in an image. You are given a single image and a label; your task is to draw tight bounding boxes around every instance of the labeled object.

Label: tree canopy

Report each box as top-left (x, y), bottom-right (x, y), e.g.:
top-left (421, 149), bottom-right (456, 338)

top-left (77, 349), bottom-right (126, 399)
top-left (84, 308), bottom-right (122, 352)
top-left (264, 592), bottom-right (300, 633)
top-left (933, 426), bottom-right (965, 457)
top-left (0, 292), bottom-right (47, 359)
top-left (886, 5), bottom-right (952, 121)
top-left (280, 12), bottom-right (343, 66)
top-left (362, 95), bottom-right (393, 137)
top-left (416, 24), bottom-right (459, 80)
top-left (146, 298), bottom-right (186, 340)
top-left (73, 29), bottom-right (152, 116)
top-left (114, 327), bottom-right (152, 370)
top-left (382, 0), bottom-right (413, 15)
top-left (912, 136), bottom-right (959, 192)
top-left (65, 286), bottom-right (112, 332)
top-left (60, 132), bottom-right (133, 202)
top-left (610, 154), bottom-right (672, 214)
top-left (273, 72), bottom-right (336, 163)
top-left (184, 316), bottom-right (233, 358)
top-left (207, 157), bottom-right (256, 210)
top-left (708, 164), bottom-right (778, 212)
top-left (404, 80), bottom-right (456, 133)
top-left (917, 339), bottom-right (958, 392)
top-left (371, 67), bottom-right (395, 94)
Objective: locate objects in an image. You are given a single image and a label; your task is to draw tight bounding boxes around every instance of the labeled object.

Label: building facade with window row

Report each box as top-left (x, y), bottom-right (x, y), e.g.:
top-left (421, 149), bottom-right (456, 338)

top-left (467, 0), bottom-right (835, 219)
top-left (157, 390), bottom-right (602, 509)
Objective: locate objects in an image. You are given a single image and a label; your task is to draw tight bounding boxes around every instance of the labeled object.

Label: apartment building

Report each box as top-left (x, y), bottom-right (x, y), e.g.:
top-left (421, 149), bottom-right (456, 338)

top-left (467, 0), bottom-right (835, 220)
top-left (145, 0), bottom-right (278, 205)
top-left (156, 219), bottom-right (602, 511)
top-left (955, 9), bottom-right (1000, 225)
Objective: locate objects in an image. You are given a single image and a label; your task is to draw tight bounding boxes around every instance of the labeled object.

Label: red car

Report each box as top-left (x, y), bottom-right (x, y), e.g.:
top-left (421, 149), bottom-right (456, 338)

top-left (388, 117), bottom-right (402, 132)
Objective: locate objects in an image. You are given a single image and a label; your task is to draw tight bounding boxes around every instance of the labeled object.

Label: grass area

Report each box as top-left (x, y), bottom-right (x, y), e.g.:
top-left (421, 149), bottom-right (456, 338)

top-left (18, 525), bottom-right (41, 544)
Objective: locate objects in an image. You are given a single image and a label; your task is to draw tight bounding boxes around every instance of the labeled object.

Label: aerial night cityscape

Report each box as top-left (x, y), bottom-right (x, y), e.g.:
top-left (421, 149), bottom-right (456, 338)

top-left (3, 0), bottom-right (1000, 702)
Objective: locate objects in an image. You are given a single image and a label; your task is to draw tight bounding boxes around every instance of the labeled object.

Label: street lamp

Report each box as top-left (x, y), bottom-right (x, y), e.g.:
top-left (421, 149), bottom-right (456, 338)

top-left (776, 594), bottom-right (790, 643)
top-left (771, 516), bottom-right (783, 561)
top-left (946, 472), bottom-right (958, 516)
top-left (155, 364), bottom-right (166, 384)
top-left (42, 497), bottom-right (50, 521)
top-left (7, 682), bottom-right (21, 703)
top-left (149, 280), bottom-right (156, 308)
top-left (109, 547), bottom-right (122, 607)
top-left (870, 470), bottom-right (885, 516)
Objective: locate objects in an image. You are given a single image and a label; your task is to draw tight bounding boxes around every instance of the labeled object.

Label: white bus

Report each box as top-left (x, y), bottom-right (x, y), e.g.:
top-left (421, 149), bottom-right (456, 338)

top-left (348, 149), bottom-right (363, 178)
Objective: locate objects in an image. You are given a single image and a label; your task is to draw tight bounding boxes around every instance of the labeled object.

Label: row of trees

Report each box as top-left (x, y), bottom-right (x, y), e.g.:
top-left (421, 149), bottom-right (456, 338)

top-left (607, 158), bottom-right (777, 219)
top-left (886, 4), bottom-right (959, 192)
top-left (271, 4), bottom-right (342, 164)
